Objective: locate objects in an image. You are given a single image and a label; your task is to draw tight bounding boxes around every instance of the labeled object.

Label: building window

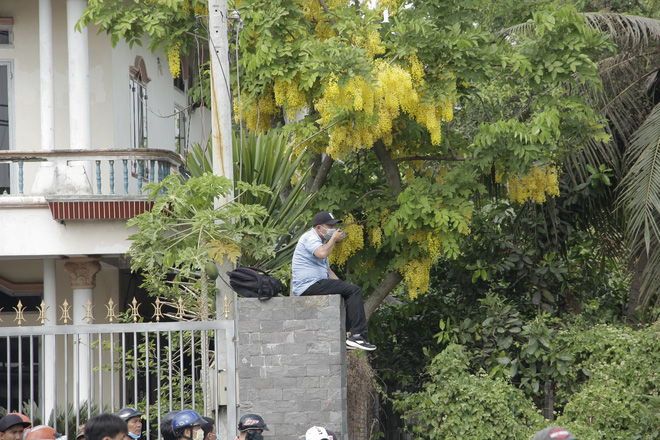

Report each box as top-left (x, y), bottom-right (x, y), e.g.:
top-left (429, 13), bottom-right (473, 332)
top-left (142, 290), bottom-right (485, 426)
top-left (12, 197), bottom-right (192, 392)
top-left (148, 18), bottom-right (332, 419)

top-left (175, 106), bottom-right (186, 155)
top-left (129, 57), bottom-right (151, 179)
top-left (0, 18), bottom-right (14, 48)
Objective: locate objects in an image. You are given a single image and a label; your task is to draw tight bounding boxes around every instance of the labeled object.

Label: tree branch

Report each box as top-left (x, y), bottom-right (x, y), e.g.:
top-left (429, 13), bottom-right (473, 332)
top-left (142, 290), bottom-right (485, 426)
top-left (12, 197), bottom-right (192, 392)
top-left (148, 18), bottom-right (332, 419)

top-left (364, 270), bottom-right (403, 321)
top-left (292, 118), bottom-right (345, 151)
top-left (393, 155), bottom-right (466, 163)
top-left (310, 155), bottom-right (334, 192)
top-left (317, 0), bottom-right (340, 37)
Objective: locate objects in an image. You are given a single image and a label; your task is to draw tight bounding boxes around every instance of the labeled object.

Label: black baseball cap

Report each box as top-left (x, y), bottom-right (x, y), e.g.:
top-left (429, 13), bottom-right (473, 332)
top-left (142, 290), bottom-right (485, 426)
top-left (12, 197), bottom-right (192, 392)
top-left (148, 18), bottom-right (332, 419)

top-left (313, 211), bottom-right (342, 227)
top-left (0, 414), bottom-right (31, 432)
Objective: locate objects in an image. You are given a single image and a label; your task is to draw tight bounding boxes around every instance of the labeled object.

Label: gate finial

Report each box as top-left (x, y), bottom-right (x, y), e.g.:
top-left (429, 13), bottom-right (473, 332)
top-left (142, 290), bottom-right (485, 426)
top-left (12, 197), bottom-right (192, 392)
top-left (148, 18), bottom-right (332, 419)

top-left (153, 297), bottom-right (164, 322)
top-left (13, 300), bottom-right (26, 326)
top-left (106, 298), bottom-right (118, 322)
top-left (83, 299), bottom-right (95, 324)
top-left (129, 297), bottom-right (142, 322)
top-left (60, 299), bottom-right (72, 324)
top-left (37, 300), bottom-right (50, 324)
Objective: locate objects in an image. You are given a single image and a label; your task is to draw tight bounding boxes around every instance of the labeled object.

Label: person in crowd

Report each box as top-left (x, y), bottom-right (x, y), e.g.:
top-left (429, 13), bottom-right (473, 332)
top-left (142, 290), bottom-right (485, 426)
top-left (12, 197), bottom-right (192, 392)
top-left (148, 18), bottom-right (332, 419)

top-left (84, 414), bottom-right (127, 440)
top-left (235, 414), bottom-right (268, 440)
top-left (325, 429), bottom-right (338, 440)
top-left (200, 418), bottom-right (215, 440)
top-left (76, 425), bottom-right (86, 440)
top-left (532, 427), bottom-right (578, 440)
top-left (115, 408), bottom-right (143, 440)
top-left (305, 426), bottom-right (329, 440)
top-left (160, 411), bottom-right (180, 440)
top-left (24, 426), bottom-right (61, 440)
top-left (292, 211), bottom-right (376, 351)
top-left (5, 415), bottom-right (30, 432)
top-left (0, 414), bottom-right (32, 440)
top-left (171, 410), bottom-right (203, 440)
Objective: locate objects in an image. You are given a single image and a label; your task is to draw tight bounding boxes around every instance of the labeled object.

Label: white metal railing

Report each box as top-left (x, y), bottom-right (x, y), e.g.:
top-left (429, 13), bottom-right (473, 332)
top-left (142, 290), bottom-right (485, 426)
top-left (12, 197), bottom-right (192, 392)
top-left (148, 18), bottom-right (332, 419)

top-left (0, 320), bottom-right (236, 440)
top-left (0, 149), bottom-right (185, 196)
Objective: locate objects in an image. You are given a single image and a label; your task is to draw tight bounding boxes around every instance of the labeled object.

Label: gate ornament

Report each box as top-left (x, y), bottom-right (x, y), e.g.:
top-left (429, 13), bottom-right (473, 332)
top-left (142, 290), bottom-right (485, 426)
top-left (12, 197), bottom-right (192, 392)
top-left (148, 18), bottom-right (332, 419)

top-left (60, 299), bottom-right (72, 324)
top-left (106, 298), bottom-right (118, 322)
top-left (37, 300), bottom-right (49, 324)
top-left (129, 297), bottom-right (141, 322)
top-left (13, 300), bottom-right (26, 326)
top-left (153, 297), bottom-right (164, 322)
top-left (83, 299), bottom-right (95, 323)
top-left (175, 296), bottom-right (185, 320)
top-left (222, 294), bottom-right (233, 320)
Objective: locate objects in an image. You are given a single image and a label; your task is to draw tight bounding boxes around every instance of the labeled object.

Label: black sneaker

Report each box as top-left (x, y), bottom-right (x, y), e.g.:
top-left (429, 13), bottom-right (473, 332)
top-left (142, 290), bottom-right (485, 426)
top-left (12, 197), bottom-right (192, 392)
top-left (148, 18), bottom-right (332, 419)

top-left (346, 334), bottom-right (376, 351)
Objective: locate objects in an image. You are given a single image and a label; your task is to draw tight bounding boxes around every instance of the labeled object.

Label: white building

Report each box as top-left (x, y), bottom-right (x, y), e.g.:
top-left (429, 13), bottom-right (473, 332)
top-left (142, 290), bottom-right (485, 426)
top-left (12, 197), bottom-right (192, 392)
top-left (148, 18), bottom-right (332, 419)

top-left (0, 0), bottom-right (213, 420)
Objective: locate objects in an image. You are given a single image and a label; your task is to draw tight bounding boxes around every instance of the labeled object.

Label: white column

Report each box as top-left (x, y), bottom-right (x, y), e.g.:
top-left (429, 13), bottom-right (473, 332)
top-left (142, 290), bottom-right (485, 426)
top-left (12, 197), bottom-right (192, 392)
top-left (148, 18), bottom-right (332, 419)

top-left (66, 0), bottom-right (91, 150)
top-left (43, 259), bottom-right (57, 423)
top-left (39, 0), bottom-right (55, 151)
top-left (64, 258), bottom-right (101, 405)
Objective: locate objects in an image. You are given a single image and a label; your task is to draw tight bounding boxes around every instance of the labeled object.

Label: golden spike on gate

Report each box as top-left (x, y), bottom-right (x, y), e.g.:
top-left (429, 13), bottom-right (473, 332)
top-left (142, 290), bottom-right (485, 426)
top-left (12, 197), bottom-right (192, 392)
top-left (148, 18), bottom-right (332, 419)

top-left (83, 299), bottom-right (95, 324)
top-left (106, 298), bottom-right (118, 322)
top-left (153, 297), bottom-right (164, 322)
top-left (175, 296), bottom-right (185, 320)
top-left (129, 297), bottom-right (141, 322)
top-left (222, 294), bottom-right (233, 320)
top-left (60, 299), bottom-right (72, 324)
top-left (37, 299), bottom-right (49, 324)
top-left (13, 300), bottom-right (26, 326)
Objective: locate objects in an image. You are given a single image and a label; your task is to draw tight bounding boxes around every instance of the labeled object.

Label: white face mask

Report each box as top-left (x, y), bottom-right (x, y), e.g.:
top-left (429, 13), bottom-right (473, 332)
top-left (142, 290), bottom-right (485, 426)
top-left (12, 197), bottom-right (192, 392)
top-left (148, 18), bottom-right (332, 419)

top-left (193, 430), bottom-right (204, 440)
top-left (321, 226), bottom-right (336, 240)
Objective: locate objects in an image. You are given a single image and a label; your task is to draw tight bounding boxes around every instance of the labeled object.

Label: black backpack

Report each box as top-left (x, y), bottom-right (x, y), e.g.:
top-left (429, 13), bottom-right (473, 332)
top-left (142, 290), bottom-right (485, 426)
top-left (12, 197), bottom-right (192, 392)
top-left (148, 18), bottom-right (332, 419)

top-left (227, 267), bottom-right (284, 300)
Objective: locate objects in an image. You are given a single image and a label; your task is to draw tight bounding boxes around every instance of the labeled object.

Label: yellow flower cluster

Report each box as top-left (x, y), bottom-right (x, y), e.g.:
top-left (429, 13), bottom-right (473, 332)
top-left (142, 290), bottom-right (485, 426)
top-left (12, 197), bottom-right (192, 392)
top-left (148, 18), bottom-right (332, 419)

top-left (369, 227), bottom-right (383, 248)
top-left (234, 87), bottom-right (279, 133)
top-left (168, 42), bottom-right (181, 79)
top-left (508, 166), bottom-right (560, 204)
top-left (328, 215), bottom-right (365, 267)
top-left (376, 0), bottom-right (401, 14)
top-left (182, 0), bottom-right (192, 15)
top-left (402, 258), bottom-right (431, 299)
top-left (274, 76), bottom-right (307, 119)
top-left (193, 3), bottom-right (207, 16)
top-left (315, 61), bottom-right (456, 159)
top-left (353, 32), bottom-right (386, 58)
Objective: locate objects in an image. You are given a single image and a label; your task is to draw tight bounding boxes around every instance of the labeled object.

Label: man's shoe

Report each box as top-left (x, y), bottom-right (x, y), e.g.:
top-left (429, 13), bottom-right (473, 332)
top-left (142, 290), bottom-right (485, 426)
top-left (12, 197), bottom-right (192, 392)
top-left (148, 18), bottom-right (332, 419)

top-left (346, 334), bottom-right (376, 351)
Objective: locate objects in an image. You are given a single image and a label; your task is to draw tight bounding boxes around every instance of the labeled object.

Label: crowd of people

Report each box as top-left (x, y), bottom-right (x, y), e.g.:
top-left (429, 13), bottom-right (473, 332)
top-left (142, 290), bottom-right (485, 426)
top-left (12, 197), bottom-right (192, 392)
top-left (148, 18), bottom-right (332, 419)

top-left (0, 408), bottom-right (579, 440)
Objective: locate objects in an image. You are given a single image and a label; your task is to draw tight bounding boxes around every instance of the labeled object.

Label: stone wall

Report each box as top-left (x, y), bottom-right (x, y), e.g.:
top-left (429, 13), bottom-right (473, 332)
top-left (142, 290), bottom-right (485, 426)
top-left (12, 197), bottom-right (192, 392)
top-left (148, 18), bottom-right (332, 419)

top-left (238, 295), bottom-right (348, 440)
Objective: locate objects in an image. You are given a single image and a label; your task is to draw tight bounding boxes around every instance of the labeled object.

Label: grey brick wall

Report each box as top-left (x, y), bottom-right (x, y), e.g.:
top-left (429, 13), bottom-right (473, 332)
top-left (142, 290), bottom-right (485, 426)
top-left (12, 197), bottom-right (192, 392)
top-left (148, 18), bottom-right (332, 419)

top-left (238, 295), bottom-right (348, 440)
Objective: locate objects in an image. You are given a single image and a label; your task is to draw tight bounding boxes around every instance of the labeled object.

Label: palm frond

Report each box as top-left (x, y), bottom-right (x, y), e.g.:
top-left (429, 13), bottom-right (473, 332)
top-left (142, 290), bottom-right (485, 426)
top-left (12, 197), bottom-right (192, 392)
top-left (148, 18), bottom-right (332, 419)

top-left (618, 103), bottom-right (660, 255)
top-left (583, 13), bottom-right (660, 52)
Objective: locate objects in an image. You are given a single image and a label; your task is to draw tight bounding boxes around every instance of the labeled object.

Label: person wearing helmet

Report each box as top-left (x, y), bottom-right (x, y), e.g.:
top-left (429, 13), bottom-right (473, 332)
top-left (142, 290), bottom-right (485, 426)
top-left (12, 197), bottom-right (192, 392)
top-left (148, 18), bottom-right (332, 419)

top-left (115, 408), bottom-right (143, 440)
top-left (85, 414), bottom-right (127, 440)
top-left (532, 427), bottom-right (578, 440)
top-left (160, 411), bottom-right (180, 440)
top-left (171, 410), bottom-right (204, 440)
top-left (24, 425), bottom-right (61, 440)
top-left (0, 414), bottom-right (32, 440)
top-left (200, 418), bottom-right (215, 440)
top-left (305, 427), bottom-right (329, 440)
top-left (236, 414), bottom-right (268, 440)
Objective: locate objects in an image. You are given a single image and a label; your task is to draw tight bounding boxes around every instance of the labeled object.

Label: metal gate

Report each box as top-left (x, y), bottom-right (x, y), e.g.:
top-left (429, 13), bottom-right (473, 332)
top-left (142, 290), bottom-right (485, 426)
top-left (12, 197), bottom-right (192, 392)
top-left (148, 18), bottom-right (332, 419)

top-left (0, 319), bottom-right (236, 440)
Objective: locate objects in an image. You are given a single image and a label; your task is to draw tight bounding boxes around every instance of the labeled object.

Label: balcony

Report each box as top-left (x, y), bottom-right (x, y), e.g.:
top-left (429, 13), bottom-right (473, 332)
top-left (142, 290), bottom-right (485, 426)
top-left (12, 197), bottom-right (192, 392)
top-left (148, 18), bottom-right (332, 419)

top-left (0, 149), bottom-right (185, 258)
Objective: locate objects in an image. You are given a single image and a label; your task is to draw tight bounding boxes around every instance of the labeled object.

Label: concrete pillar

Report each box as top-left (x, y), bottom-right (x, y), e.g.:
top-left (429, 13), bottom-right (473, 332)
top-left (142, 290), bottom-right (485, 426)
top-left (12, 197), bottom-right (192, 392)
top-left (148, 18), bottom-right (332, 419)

top-left (63, 257), bottom-right (102, 405)
top-left (66, 0), bottom-right (91, 151)
top-left (42, 259), bottom-right (57, 423)
top-left (39, 0), bottom-right (55, 151)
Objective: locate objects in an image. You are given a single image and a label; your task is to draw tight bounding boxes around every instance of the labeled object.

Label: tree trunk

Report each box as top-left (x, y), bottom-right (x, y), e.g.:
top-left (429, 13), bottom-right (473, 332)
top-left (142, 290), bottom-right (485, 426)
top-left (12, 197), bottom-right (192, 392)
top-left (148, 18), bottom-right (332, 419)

top-left (364, 270), bottom-right (403, 321)
top-left (372, 140), bottom-right (402, 195)
top-left (305, 153), bottom-right (322, 191)
top-left (627, 252), bottom-right (648, 325)
top-left (310, 155), bottom-right (334, 192)
top-left (543, 378), bottom-right (554, 420)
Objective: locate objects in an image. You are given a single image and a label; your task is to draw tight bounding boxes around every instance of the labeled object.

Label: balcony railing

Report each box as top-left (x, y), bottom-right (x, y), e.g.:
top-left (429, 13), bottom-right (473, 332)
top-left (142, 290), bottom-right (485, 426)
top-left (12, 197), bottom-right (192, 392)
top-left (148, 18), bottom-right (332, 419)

top-left (0, 149), bottom-right (185, 196)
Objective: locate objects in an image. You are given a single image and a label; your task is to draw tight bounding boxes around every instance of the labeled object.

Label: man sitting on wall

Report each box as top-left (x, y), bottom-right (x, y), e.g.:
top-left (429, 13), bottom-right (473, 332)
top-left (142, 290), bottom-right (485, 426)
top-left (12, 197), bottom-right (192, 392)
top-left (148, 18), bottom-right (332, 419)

top-left (292, 211), bottom-right (376, 351)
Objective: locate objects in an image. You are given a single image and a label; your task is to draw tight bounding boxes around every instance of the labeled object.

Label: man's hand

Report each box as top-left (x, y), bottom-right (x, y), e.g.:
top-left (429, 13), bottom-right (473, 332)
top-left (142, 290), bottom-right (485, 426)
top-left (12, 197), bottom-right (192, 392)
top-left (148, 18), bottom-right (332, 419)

top-left (333, 229), bottom-right (345, 242)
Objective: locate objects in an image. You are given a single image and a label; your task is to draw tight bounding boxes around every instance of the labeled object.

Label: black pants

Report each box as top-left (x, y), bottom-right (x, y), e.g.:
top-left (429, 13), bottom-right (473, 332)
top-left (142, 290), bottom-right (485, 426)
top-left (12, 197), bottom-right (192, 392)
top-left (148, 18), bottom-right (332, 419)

top-left (301, 279), bottom-right (368, 335)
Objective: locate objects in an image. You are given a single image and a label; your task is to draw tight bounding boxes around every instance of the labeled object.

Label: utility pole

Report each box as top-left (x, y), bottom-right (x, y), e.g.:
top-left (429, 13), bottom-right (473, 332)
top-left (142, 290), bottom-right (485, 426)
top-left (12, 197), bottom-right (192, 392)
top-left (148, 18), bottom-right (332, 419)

top-left (207, 1), bottom-right (237, 439)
